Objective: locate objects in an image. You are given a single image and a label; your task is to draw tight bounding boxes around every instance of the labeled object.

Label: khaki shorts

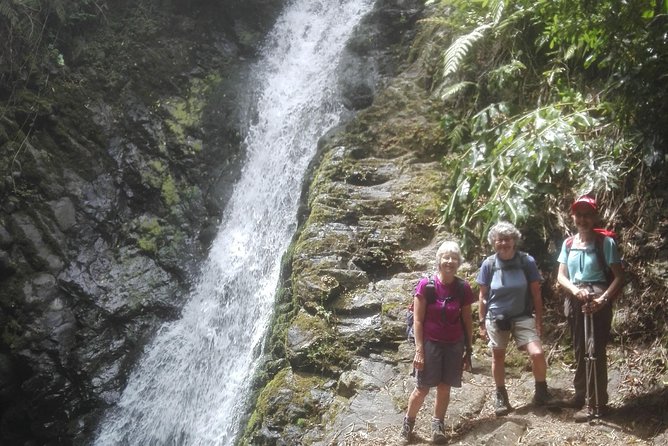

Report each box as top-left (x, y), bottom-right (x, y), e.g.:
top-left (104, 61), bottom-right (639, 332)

top-left (485, 316), bottom-right (539, 349)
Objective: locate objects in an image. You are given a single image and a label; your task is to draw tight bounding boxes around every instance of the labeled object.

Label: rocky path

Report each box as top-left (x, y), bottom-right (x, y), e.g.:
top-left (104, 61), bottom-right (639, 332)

top-left (314, 341), bottom-right (668, 446)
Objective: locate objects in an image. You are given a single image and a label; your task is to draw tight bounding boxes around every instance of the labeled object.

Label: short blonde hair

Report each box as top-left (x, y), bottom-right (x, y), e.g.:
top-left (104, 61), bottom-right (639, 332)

top-left (487, 221), bottom-right (522, 245)
top-left (436, 240), bottom-right (463, 265)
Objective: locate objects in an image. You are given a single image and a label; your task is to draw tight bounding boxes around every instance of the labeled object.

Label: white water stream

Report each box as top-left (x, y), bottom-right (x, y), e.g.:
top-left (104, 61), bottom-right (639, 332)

top-left (94, 0), bottom-right (373, 444)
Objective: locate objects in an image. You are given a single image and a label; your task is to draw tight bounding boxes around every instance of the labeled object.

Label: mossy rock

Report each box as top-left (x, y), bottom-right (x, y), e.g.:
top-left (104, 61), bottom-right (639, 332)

top-left (242, 367), bottom-right (334, 445)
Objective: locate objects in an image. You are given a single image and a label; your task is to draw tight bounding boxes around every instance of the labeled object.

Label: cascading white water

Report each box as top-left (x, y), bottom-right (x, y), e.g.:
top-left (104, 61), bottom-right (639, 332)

top-left (93, 0), bottom-right (373, 444)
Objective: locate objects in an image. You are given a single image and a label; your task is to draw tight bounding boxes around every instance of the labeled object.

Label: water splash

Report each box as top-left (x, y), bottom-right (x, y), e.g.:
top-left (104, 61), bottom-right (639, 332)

top-left (94, 0), bottom-right (373, 444)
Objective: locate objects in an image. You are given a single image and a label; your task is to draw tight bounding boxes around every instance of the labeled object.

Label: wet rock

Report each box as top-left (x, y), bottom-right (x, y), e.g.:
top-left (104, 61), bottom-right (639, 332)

top-left (0, 225), bottom-right (12, 248)
top-left (10, 212), bottom-right (64, 274)
top-left (0, 249), bottom-right (15, 278)
top-left (48, 197), bottom-right (77, 231)
top-left (0, 353), bottom-right (18, 401)
top-left (338, 0), bottom-right (424, 110)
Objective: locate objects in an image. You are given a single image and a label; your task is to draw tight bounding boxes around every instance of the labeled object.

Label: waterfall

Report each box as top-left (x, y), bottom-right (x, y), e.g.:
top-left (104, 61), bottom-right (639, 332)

top-left (93, 0), bottom-right (373, 444)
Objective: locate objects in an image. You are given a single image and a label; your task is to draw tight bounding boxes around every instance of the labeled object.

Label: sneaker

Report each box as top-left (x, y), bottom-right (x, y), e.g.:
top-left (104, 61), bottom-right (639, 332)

top-left (431, 418), bottom-right (447, 444)
top-left (400, 416), bottom-right (414, 443)
top-left (494, 388), bottom-right (512, 416)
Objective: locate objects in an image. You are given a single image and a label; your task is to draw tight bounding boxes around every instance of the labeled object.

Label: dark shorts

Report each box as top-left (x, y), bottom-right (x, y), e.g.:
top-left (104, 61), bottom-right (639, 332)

top-left (416, 339), bottom-right (464, 388)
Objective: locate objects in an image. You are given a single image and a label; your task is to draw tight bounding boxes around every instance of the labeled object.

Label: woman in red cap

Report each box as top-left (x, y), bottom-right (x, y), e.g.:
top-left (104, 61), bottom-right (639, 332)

top-left (557, 195), bottom-right (625, 422)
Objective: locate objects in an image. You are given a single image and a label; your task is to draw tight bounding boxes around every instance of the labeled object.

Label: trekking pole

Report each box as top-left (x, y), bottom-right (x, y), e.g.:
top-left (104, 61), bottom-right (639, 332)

top-left (584, 291), bottom-right (600, 421)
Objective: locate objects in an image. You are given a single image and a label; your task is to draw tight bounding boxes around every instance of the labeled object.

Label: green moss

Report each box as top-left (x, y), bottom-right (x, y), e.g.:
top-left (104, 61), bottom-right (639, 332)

top-left (243, 367), bottom-right (329, 442)
top-left (165, 102), bottom-right (193, 142)
top-left (160, 174), bottom-right (179, 206)
top-left (190, 139), bottom-right (203, 153)
top-left (136, 217), bottom-right (163, 254)
top-left (305, 333), bottom-right (351, 374)
top-left (137, 237), bottom-right (157, 253)
top-left (160, 74), bottom-right (221, 148)
top-left (144, 159), bottom-right (167, 189)
top-left (382, 300), bottom-right (403, 316)
top-left (292, 308), bottom-right (328, 332)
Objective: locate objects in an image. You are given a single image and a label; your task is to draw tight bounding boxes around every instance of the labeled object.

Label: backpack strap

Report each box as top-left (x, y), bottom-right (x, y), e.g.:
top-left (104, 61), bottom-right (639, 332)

top-left (429, 275), bottom-right (465, 306)
top-left (487, 252), bottom-right (534, 318)
top-left (565, 233), bottom-right (611, 282)
top-left (488, 252), bottom-right (531, 283)
top-left (593, 232), bottom-right (613, 282)
top-left (424, 274), bottom-right (437, 304)
top-left (517, 252), bottom-right (534, 316)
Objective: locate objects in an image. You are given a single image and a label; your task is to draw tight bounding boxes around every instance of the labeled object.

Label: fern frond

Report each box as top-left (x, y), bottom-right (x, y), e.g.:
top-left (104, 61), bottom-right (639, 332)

top-left (440, 81), bottom-right (476, 100)
top-left (418, 17), bottom-right (450, 27)
top-left (443, 24), bottom-right (491, 78)
top-left (488, 0), bottom-right (506, 25)
top-left (448, 122), bottom-right (469, 146)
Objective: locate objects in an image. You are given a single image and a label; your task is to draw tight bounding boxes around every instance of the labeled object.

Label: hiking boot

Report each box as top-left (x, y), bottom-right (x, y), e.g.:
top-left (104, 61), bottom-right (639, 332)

top-left (532, 381), bottom-right (558, 407)
top-left (494, 387), bottom-right (512, 416)
top-left (573, 406), bottom-right (592, 422)
top-left (400, 416), bottom-right (415, 443)
top-left (560, 396), bottom-right (585, 409)
top-left (431, 418), bottom-right (447, 444)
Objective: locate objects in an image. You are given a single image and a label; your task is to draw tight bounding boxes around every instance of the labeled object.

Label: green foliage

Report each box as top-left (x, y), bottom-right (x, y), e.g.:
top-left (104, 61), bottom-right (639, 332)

top-left (441, 99), bottom-right (633, 251)
top-left (430, 0), bottom-right (656, 252)
top-left (528, 0), bottom-right (660, 69)
top-left (0, 0), bottom-right (107, 86)
top-left (443, 24), bottom-right (492, 78)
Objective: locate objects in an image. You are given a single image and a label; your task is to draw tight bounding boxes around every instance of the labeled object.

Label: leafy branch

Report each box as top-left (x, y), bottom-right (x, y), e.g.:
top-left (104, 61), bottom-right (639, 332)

top-left (440, 98), bottom-right (633, 252)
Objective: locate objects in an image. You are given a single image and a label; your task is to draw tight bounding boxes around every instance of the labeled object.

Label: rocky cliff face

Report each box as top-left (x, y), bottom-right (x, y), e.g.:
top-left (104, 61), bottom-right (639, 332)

top-left (0, 1), bottom-right (285, 444)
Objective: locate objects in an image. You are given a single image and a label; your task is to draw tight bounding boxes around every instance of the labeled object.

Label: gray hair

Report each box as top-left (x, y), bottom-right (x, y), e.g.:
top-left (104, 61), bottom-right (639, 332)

top-left (487, 221), bottom-right (522, 245)
top-left (436, 240), bottom-right (463, 265)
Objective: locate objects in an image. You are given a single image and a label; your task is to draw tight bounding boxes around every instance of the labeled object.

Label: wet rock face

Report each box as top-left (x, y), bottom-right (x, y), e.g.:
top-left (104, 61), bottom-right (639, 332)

top-left (338, 0), bottom-right (424, 110)
top-left (0, 1), bottom-right (285, 444)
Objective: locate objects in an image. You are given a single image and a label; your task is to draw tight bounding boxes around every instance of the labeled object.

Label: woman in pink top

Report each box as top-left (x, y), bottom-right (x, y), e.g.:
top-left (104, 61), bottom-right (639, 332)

top-left (400, 241), bottom-right (474, 444)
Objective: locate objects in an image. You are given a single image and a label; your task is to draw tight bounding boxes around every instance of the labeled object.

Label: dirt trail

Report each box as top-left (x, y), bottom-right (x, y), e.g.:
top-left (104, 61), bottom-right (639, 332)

top-left (322, 343), bottom-right (668, 446)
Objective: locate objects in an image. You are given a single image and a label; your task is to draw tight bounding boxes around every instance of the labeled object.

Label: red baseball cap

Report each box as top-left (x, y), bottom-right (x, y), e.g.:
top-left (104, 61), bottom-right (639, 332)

top-left (571, 195), bottom-right (597, 213)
